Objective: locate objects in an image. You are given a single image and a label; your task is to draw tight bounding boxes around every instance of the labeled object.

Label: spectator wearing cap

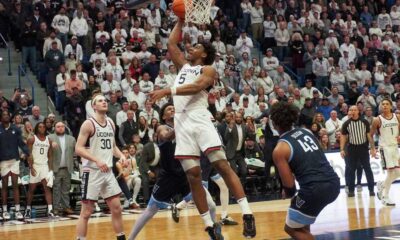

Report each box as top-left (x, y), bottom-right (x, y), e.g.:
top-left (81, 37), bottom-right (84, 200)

top-left (20, 17), bottom-right (37, 74)
top-left (262, 48), bottom-right (279, 75)
top-left (45, 40), bottom-right (65, 100)
top-left (325, 30), bottom-right (339, 49)
top-left (312, 49), bottom-right (330, 92)
top-left (64, 36), bottom-right (83, 62)
top-left (89, 45), bottom-right (107, 67)
top-left (317, 97), bottom-right (334, 120)
top-left (51, 7), bottom-right (70, 48)
top-left (235, 31), bottom-right (253, 58)
top-left (300, 79), bottom-right (322, 99)
top-left (274, 21), bottom-right (290, 61)
top-left (32, 6), bottom-right (44, 30)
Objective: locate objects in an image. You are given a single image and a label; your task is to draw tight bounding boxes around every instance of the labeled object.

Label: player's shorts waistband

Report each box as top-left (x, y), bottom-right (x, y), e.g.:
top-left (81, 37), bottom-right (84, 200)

top-left (175, 106), bottom-right (207, 113)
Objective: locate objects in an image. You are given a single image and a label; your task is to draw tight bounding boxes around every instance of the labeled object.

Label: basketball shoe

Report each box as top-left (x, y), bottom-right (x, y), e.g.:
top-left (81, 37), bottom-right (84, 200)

top-left (376, 181), bottom-right (384, 200)
top-left (205, 223), bottom-right (224, 240)
top-left (382, 196), bottom-right (396, 206)
top-left (171, 203), bottom-right (180, 223)
top-left (243, 214), bottom-right (256, 238)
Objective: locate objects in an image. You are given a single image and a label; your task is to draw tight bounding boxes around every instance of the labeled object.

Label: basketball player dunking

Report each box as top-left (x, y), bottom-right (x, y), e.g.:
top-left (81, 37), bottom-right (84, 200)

top-left (75, 95), bottom-right (127, 240)
top-left (128, 102), bottom-right (222, 240)
top-left (25, 122), bottom-right (54, 218)
top-left (371, 99), bottom-right (400, 206)
top-left (149, 19), bottom-right (256, 238)
top-left (271, 102), bottom-right (340, 240)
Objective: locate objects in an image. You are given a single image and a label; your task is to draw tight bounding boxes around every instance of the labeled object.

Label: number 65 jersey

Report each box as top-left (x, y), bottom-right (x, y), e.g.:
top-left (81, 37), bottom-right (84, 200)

top-left (173, 64), bottom-right (211, 113)
top-left (83, 117), bottom-right (115, 169)
top-left (279, 128), bottom-right (339, 187)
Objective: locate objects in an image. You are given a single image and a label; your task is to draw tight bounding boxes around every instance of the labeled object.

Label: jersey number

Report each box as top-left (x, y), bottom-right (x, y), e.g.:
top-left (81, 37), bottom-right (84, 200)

top-left (100, 139), bottom-right (112, 149)
top-left (178, 73), bottom-right (187, 84)
top-left (297, 136), bottom-right (318, 153)
top-left (40, 148), bottom-right (44, 155)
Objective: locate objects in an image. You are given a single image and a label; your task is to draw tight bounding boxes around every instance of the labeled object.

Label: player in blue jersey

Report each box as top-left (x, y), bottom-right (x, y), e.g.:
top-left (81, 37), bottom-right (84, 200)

top-left (271, 102), bottom-right (340, 240)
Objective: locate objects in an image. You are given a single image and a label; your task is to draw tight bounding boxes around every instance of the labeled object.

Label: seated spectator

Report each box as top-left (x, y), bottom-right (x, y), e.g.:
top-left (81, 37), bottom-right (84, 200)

top-left (139, 73), bottom-right (154, 94)
top-left (317, 97), bottom-right (334, 121)
top-left (89, 45), bottom-right (107, 67)
top-left (319, 133), bottom-right (331, 152)
top-left (129, 57), bottom-right (143, 81)
top-left (139, 99), bottom-right (160, 124)
top-left (136, 43), bottom-right (152, 65)
top-left (154, 70), bottom-right (170, 89)
top-left (262, 48), bottom-right (279, 75)
top-left (300, 79), bottom-right (322, 99)
top-left (122, 43), bottom-right (136, 69)
top-left (142, 54), bottom-right (160, 81)
top-left (105, 56), bottom-right (124, 83)
top-left (239, 71), bottom-right (257, 94)
top-left (101, 71), bottom-right (121, 100)
top-left (65, 70), bottom-right (84, 98)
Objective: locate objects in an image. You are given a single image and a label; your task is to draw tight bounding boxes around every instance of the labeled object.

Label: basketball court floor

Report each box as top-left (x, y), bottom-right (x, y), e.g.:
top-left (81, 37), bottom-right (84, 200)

top-left (1, 184), bottom-right (400, 240)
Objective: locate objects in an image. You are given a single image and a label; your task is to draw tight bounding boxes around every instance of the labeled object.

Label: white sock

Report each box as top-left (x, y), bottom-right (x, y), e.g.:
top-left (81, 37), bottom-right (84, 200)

top-left (129, 204), bottom-right (159, 239)
top-left (15, 204), bottom-right (20, 211)
top-left (48, 205), bottom-right (53, 212)
top-left (204, 187), bottom-right (216, 222)
top-left (76, 237), bottom-right (86, 240)
top-left (383, 170), bottom-right (397, 198)
top-left (213, 177), bottom-right (229, 219)
top-left (27, 206), bottom-right (31, 210)
top-left (176, 200), bottom-right (188, 210)
top-left (237, 197), bottom-right (252, 215)
top-left (3, 205), bottom-right (7, 212)
top-left (201, 211), bottom-right (214, 228)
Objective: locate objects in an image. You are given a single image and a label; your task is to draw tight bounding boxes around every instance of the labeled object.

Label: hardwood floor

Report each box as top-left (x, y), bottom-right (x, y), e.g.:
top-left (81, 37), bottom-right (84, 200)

top-left (1, 184), bottom-right (400, 240)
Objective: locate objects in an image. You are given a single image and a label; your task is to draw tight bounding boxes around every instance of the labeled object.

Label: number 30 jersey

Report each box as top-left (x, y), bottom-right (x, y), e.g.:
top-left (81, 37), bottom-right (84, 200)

top-left (279, 128), bottom-right (338, 187)
top-left (83, 117), bottom-right (115, 169)
top-left (173, 64), bottom-right (210, 113)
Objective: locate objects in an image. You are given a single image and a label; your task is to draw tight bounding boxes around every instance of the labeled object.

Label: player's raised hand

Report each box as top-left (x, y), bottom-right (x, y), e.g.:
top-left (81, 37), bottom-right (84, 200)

top-left (149, 89), bottom-right (169, 102)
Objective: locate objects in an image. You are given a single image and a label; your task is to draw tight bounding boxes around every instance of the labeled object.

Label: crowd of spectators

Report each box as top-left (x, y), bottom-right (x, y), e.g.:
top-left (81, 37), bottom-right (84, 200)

top-left (1, 0), bottom-right (400, 209)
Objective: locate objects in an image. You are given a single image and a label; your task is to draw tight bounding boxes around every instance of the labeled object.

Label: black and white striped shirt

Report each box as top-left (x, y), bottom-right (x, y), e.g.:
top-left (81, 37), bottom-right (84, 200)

top-left (341, 118), bottom-right (370, 145)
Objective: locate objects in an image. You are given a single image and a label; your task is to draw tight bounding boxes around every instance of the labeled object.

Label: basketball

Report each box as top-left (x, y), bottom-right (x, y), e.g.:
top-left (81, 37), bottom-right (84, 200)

top-left (172, 0), bottom-right (185, 20)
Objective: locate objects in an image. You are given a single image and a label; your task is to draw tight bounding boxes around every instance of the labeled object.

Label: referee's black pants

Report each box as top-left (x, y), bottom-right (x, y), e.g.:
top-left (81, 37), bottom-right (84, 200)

top-left (347, 144), bottom-right (375, 193)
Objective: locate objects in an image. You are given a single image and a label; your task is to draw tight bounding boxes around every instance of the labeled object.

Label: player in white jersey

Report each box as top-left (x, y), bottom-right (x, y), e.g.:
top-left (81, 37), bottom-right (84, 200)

top-left (25, 122), bottom-right (54, 218)
top-left (371, 98), bottom-right (400, 206)
top-left (75, 94), bottom-right (127, 240)
top-left (149, 19), bottom-right (256, 239)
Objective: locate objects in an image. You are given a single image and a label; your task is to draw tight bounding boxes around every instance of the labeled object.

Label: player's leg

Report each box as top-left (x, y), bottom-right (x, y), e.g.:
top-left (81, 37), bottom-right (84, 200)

top-left (284, 224), bottom-right (314, 240)
top-left (1, 172), bottom-right (10, 220)
top-left (40, 178), bottom-right (54, 216)
top-left (11, 172), bottom-right (23, 219)
top-left (380, 148), bottom-right (399, 205)
top-left (25, 183), bottom-right (38, 218)
top-left (211, 174), bottom-right (238, 225)
top-left (128, 198), bottom-right (160, 240)
top-left (105, 195), bottom-right (126, 240)
top-left (209, 151), bottom-right (256, 238)
top-left (76, 201), bottom-right (94, 239)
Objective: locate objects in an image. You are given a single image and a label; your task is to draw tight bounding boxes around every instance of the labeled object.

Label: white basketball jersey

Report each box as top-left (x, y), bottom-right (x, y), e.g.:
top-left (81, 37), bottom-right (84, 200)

top-left (83, 117), bottom-right (115, 168)
top-left (32, 135), bottom-right (50, 165)
top-left (378, 114), bottom-right (399, 146)
top-left (173, 64), bottom-right (210, 113)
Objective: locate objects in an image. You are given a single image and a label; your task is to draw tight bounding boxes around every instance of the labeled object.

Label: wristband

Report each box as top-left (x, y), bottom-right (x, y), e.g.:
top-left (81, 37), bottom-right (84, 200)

top-left (170, 87), bottom-right (177, 96)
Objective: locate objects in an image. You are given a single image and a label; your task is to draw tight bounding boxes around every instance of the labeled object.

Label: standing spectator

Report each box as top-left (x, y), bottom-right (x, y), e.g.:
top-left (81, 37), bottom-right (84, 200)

top-left (262, 48), bottom-right (279, 75)
top-left (330, 66), bottom-right (346, 93)
top-left (45, 41), bottom-right (65, 100)
top-left (64, 36), bottom-right (83, 63)
top-left (101, 72), bottom-right (121, 100)
top-left (55, 65), bottom-right (69, 114)
top-left (340, 106), bottom-right (376, 197)
top-left (235, 31), bottom-right (253, 58)
top-left (48, 122), bottom-right (76, 216)
top-left (224, 112), bottom-right (248, 185)
top-left (326, 110), bottom-right (343, 147)
top-left (262, 15), bottom-right (276, 52)
top-left (312, 50), bottom-right (330, 92)
top-left (290, 33), bottom-right (305, 70)
top-left (274, 21), bottom-right (290, 61)
top-left (357, 87), bottom-right (377, 111)
top-left (377, 8), bottom-right (392, 30)
top-left (65, 70), bottom-right (84, 98)
top-left (240, 0), bottom-right (252, 33)
top-left (70, 11), bottom-right (88, 48)
top-left (272, 66), bottom-right (292, 92)
top-left (250, 1), bottom-right (264, 43)
top-left (0, 110), bottom-right (30, 220)
top-left (21, 17), bottom-right (38, 74)
top-left (51, 6), bottom-right (70, 48)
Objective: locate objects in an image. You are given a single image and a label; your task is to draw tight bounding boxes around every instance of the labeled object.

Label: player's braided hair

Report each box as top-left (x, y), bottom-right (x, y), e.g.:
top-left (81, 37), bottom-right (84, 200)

top-left (270, 101), bottom-right (299, 133)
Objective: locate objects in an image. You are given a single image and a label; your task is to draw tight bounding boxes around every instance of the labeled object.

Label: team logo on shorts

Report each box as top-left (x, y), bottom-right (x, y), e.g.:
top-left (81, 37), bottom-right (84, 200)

top-left (296, 196), bottom-right (305, 208)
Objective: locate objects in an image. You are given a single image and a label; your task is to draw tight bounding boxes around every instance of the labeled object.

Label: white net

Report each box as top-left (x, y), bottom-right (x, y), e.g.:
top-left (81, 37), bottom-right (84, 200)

top-left (183, 0), bottom-right (212, 25)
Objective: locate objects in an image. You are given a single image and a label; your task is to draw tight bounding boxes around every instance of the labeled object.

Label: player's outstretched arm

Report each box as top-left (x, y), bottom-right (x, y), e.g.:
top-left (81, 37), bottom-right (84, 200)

top-left (272, 142), bottom-right (296, 198)
top-left (149, 66), bottom-right (215, 101)
top-left (168, 19), bottom-right (187, 69)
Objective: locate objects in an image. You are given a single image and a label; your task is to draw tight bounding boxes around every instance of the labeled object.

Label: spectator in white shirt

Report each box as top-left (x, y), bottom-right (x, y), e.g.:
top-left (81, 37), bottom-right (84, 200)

top-left (240, 0), bottom-right (252, 32)
top-left (165, 65), bottom-right (177, 85)
top-left (127, 83), bottom-right (146, 108)
top-left (105, 56), bottom-right (124, 83)
top-left (101, 71), bottom-right (121, 100)
top-left (122, 43), bottom-right (136, 69)
top-left (301, 79), bottom-right (322, 99)
top-left (43, 30), bottom-right (63, 57)
top-left (274, 21), bottom-right (290, 61)
top-left (357, 87), bottom-right (377, 111)
top-left (240, 85), bottom-right (255, 106)
top-left (325, 30), bottom-right (339, 49)
top-left (64, 36), bottom-right (83, 62)
top-left (139, 99), bottom-right (160, 124)
top-left (159, 52), bottom-right (173, 74)
top-left (130, 20), bottom-right (145, 38)
top-left (338, 50), bottom-right (351, 72)
top-left (263, 15), bottom-right (276, 49)
top-left (69, 11), bottom-right (88, 42)
top-left (147, 9), bottom-right (161, 34)
top-left (95, 23), bottom-right (110, 42)
top-left (89, 45), bottom-right (107, 67)
top-left (212, 35), bottom-right (227, 57)
top-left (154, 70), bottom-right (170, 89)
top-left (312, 50), bottom-right (330, 91)
top-left (250, 0), bottom-right (264, 42)
top-left (256, 69), bottom-right (274, 94)
top-left (330, 66), bottom-right (346, 93)
top-left (112, 20), bottom-right (128, 43)
top-left (235, 32), bottom-right (253, 58)
top-left (391, 6), bottom-right (400, 32)
top-left (197, 24), bottom-right (212, 42)
top-left (139, 73), bottom-right (154, 94)
top-left (325, 110), bottom-right (342, 145)
top-left (121, 70), bottom-right (136, 98)
top-left (212, 53), bottom-right (226, 77)
top-left (116, 101), bottom-right (129, 127)
top-left (182, 22), bottom-right (199, 45)
top-left (51, 7), bottom-right (70, 47)
top-left (378, 8), bottom-right (392, 30)
top-left (262, 48), bottom-right (279, 75)
top-left (242, 97), bottom-right (255, 118)
top-left (339, 36), bottom-right (356, 62)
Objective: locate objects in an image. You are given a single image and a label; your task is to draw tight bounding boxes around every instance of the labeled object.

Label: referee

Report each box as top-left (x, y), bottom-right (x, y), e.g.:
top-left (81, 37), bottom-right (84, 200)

top-left (340, 106), bottom-right (376, 197)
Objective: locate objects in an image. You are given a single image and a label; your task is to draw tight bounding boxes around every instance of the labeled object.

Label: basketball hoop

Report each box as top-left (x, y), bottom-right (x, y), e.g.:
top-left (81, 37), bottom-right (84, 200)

top-left (183, 0), bottom-right (212, 25)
